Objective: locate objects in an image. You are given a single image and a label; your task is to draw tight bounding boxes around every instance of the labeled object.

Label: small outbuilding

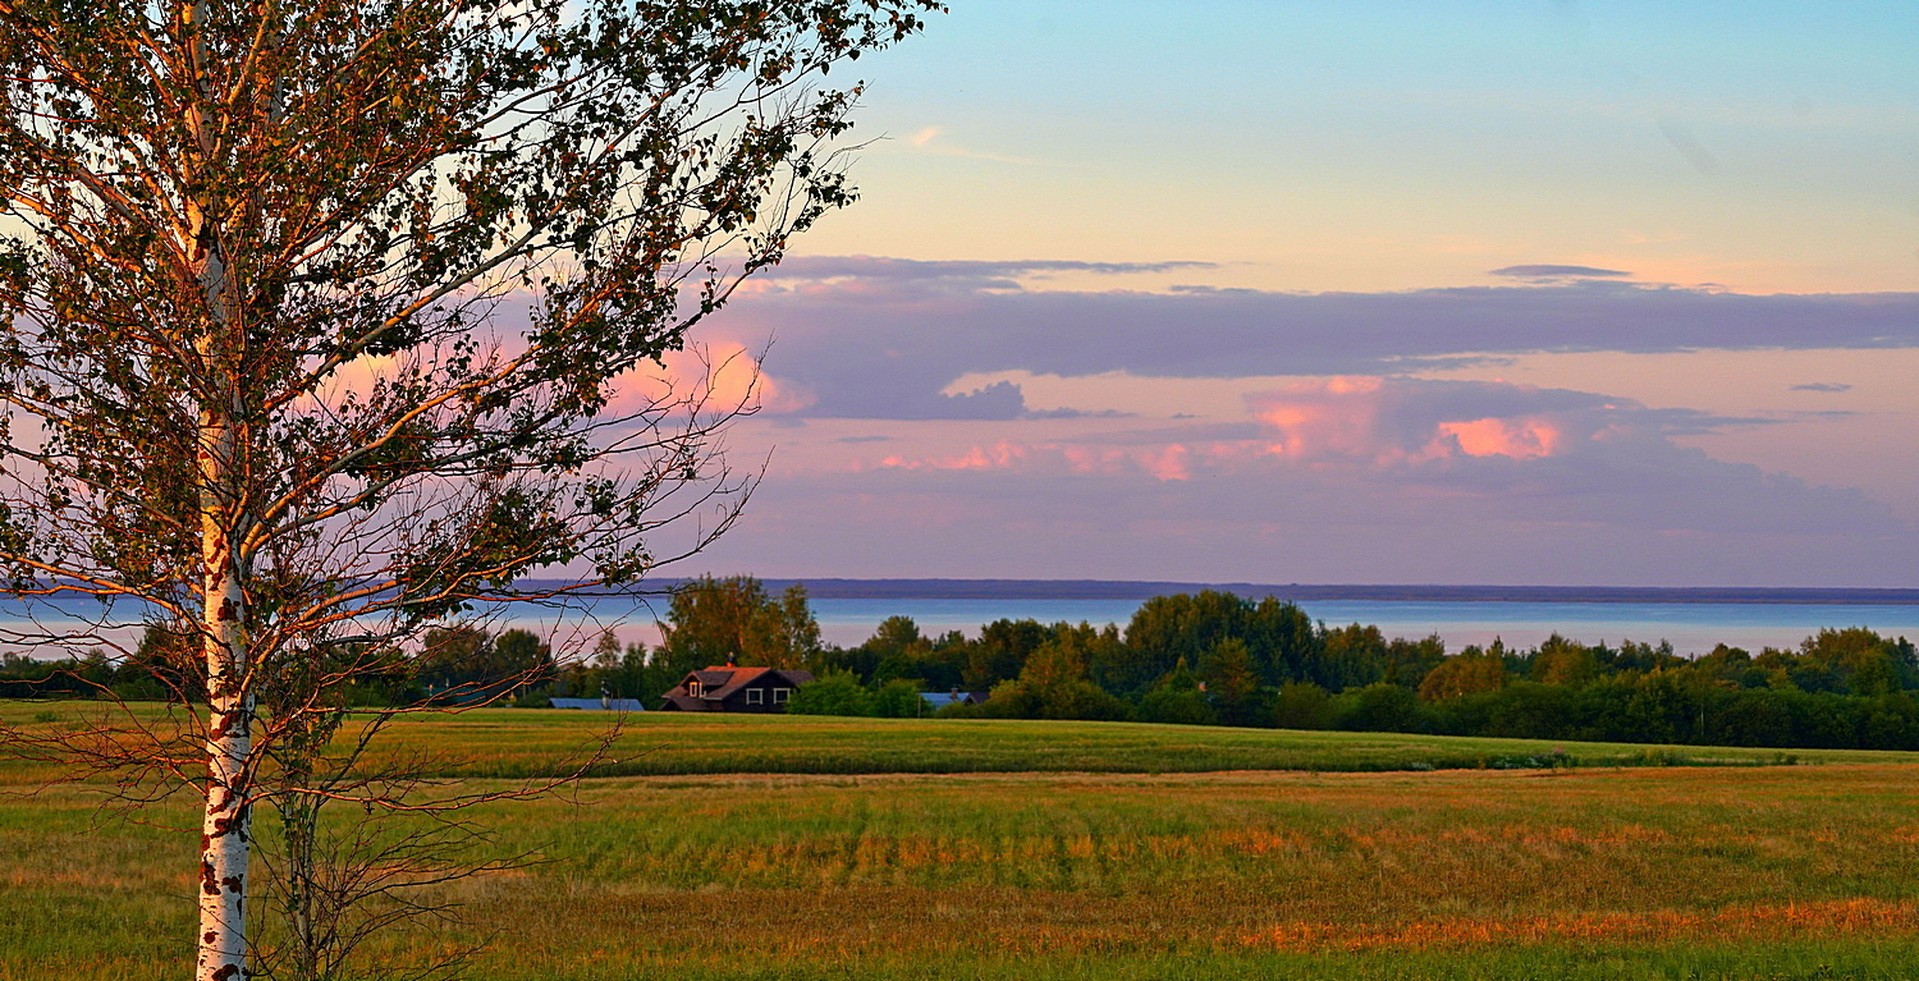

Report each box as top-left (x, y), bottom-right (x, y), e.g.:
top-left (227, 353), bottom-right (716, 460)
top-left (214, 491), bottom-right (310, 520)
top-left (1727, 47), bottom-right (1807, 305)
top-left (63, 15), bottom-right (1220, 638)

top-left (659, 664), bottom-right (814, 713)
top-left (919, 689), bottom-right (990, 711)
top-left (550, 697), bottom-right (647, 712)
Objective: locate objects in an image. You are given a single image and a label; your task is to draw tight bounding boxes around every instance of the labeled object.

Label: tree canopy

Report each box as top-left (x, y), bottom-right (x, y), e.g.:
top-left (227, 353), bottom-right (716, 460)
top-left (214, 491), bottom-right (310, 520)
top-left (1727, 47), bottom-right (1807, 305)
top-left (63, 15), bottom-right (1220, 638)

top-left (0, 0), bottom-right (939, 976)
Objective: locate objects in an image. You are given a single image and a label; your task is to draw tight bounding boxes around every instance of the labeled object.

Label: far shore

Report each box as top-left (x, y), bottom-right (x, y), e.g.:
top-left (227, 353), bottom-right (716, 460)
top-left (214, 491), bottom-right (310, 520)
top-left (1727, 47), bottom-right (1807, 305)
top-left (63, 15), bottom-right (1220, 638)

top-left (553, 578), bottom-right (1919, 606)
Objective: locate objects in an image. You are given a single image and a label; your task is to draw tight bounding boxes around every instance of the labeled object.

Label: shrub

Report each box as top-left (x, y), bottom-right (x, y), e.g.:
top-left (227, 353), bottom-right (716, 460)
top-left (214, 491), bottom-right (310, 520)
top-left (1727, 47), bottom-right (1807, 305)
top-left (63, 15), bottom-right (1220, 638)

top-left (1273, 682), bottom-right (1333, 730)
top-left (1331, 682), bottom-right (1429, 733)
top-left (1137, 686), bottom-right (1217, 726)
top-left (871, 679), bottom-right (927, 718)
top-left (786, 670), bottom-right (873, 717)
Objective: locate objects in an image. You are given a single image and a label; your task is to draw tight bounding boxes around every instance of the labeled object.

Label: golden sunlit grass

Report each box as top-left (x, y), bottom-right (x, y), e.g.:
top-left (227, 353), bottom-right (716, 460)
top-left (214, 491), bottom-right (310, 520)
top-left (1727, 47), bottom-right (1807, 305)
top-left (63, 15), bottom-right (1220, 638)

top-left (6, 701), bottom-right (1910, 789)
top-left (1250, 897), bottom-right (1915, 952)
top-left (6, 707), bottom-right (1919, 978)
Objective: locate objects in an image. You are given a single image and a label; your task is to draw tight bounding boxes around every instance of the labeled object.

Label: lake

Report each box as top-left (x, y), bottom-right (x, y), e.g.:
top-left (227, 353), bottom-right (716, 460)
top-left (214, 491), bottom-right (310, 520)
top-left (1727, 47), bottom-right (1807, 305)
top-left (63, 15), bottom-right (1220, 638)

top-left (496, 594), bottom-right (1919, 656)
top-left (11, 593), bottom-right (1919, 658)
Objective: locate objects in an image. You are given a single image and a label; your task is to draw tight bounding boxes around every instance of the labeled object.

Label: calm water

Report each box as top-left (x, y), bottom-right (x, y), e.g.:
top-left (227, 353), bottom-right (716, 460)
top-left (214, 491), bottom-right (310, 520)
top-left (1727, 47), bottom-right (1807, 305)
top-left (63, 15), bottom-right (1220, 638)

top-left (502, 595), bottom-right (1919, 655)
top-left (804, 598), bottom-right (1919, 654)
top-left (11, 595), bottom-right (1919, 658)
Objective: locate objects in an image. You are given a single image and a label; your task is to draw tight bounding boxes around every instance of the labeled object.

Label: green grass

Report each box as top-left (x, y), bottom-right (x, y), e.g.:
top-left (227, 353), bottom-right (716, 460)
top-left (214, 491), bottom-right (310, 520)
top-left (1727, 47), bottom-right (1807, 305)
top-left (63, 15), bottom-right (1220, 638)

top-left (405, 712), bottom-right (1846, 778)
top-left (5, 701), bottom-right (1901, 787)
top-left (6, 705), bottom-right (1919, 979)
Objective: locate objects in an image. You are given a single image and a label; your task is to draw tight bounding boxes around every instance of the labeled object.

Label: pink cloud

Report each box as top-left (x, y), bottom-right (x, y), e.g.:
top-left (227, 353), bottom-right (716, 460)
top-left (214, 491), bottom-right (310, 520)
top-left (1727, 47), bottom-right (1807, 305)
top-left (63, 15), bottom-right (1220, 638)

top-left (875, 439), bottom-right (1195, 482)
top-left (860, 375), bottom-right (1598, 485)
top-left (608, 340), bottom-right (814, 418)
top-left (879, 441), bottom-right (1030, 472)
top-left (1248, 377), bottom-right (1578, 465)
top-left (833, 378), bottom-right (1680, 500)
top-left (1145, 444), bottom-right (1192, 481)
top-left (1250, 376), bottom-right (1390, 461)
top-left (1437, 417), bottom-right (1562, 459)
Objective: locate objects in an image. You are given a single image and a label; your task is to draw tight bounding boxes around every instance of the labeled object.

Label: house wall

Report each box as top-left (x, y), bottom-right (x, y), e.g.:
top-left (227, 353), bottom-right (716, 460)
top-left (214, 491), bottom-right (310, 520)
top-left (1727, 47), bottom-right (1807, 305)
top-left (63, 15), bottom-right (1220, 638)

top-left (719, 678), bottom-right (799, 713)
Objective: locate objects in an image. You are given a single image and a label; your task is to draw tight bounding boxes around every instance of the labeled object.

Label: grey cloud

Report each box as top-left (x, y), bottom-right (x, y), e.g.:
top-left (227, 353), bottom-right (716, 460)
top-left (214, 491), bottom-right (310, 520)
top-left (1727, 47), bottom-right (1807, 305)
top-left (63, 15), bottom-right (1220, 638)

top-left (755, 256), bottom-right (1215, 286)
top-left (1791, 382), bottom-right (1853, 393)
top-left (1023, 406), bottom-right (1131, 420)
top-left (1041, 420), bottom-right (1270, 447)
top-left (1489, 264), bottom-right (1631, 279)
top-left (715, 257), bottom-right (1919, 420)
top-left (889, 380), bottom-right (1028, 420)
top-left (866, 380), bottom-right (1130, 422)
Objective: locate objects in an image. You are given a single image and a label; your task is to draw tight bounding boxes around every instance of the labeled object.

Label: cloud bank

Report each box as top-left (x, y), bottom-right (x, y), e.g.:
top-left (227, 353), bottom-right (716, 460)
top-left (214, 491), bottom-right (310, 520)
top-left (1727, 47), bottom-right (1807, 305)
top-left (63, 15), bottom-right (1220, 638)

top-left (718, 257), bottom-right (1919, 421)
top-left (654, 257), bottom-right (1919, 586)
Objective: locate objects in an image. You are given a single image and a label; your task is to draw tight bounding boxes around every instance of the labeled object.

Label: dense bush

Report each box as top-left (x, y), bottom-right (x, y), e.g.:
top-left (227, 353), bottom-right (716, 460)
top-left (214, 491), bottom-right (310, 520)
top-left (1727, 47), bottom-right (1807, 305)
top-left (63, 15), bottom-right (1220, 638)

top-left (784, 669), bottom-right (873, 717)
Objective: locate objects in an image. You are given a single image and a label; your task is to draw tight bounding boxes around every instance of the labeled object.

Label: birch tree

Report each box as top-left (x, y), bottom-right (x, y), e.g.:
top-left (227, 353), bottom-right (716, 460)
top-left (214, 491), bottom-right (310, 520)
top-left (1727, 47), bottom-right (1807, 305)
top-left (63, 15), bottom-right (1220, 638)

top-left (0, 0), bottom-right (939, 977)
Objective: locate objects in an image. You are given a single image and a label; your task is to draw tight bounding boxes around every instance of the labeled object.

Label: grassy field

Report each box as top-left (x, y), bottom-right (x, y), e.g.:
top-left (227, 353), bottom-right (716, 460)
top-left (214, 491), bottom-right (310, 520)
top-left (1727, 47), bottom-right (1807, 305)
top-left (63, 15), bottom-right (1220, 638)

top-left (5, 704), bottom-right (1919, 979)
top-left (6, 700), bottom-right (1909, 783)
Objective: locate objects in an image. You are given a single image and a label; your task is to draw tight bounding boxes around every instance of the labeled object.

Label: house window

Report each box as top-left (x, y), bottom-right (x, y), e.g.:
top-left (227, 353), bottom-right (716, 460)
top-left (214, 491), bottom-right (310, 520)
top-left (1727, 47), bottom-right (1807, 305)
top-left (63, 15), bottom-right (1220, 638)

top-left (687, 681), bottom-right (702, 697)
top-left (746, 688), bottom-right (764, 705)
top-left (772, 687), bottom-right (792, 704)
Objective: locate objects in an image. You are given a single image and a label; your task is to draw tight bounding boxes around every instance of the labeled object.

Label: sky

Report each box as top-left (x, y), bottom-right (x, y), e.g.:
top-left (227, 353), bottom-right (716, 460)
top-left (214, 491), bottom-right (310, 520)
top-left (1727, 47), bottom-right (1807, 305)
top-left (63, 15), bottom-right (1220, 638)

top-left (673, 1), bottom-right (1919, 588)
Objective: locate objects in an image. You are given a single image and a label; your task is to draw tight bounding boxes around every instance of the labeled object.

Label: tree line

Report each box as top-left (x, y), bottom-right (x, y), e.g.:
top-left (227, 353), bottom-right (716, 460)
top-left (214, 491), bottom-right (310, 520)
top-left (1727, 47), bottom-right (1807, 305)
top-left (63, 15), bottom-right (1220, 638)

top-left (0, 576), bottom-right (821, 708)
top-left (7, 578), bottom-right (1918, 751)
top-left (745, 578), bottom-right (1919, 752)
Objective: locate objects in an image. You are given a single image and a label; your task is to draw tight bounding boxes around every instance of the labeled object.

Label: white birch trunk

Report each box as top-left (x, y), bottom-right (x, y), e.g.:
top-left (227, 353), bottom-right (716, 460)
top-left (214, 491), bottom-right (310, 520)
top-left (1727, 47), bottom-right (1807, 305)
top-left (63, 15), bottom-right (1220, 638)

top-left (196, 408), bottom-right (253, 981)
top-left (187, 55), bottom-right (252, 964)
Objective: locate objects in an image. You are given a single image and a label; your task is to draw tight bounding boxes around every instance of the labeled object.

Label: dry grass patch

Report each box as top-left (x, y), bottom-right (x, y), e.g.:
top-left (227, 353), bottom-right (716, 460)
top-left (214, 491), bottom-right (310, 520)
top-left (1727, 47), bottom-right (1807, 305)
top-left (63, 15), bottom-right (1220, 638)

top-left (1248, 897), bottom-right (1917, 952)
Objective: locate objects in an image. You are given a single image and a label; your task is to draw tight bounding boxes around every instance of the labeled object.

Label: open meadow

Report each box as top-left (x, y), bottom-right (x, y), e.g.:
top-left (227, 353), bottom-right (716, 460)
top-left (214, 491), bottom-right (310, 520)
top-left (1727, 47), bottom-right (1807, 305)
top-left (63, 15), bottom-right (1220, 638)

top-left (6, 704), bottom-right (1919, 979)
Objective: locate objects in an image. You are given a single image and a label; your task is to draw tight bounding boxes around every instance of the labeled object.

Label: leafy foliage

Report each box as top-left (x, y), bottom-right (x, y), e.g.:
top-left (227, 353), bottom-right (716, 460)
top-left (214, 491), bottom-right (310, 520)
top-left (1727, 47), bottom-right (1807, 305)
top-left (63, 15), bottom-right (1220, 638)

top-left (0, 0), bottom-right (941, 974)
top-left (783, 668), bottom-right (871, 717)
top-left (657, 576), bottom-right (824, 677)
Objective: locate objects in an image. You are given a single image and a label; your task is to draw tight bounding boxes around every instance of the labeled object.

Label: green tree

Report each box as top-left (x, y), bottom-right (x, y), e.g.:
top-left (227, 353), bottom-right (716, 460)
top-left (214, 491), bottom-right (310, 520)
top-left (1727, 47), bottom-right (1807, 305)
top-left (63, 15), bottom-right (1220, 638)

top-left (855, 615), bottom-right (929, 682)
top-left (1609, 639), bottom-right (1684, 675)
top-left (1800, 628), bottom-right (1915, 696)
top-left (1198, 637), bottom-right (1268, 727)
top-left (1418, 647), bottom-right (1509, 702)
top-left (1122, 591), bottom-right (1239, 690)
top-left (779, 585), bottom-right (827, 671)
top-left (1382, 634), bottom-right (1447, 688)
top-left (1694, 643), bottom-right (1765, 689)
top-left (963, 618), bottom-right (1053, 690)
top-left (414, 625), bottom-right (491, 697)
top-left (1529, 634), bottom-right (1601, 688)
top-left (550, 628), bottom-right (642, 702)
top-left (415, 625), bottom-right (551, 702)
top-left (1136, 658), bottom-right (1217, 726)
top-left (1319, 623), bottom-right (1389, 691)
top-left (980, 626), bottom-right (1130, 722)
top-left (1122, 591), bottom-right (1318, 692)
top-left (1246, 597), bottom-right (1322, 685)
top-left (659, 576), bottom-right (825, 674)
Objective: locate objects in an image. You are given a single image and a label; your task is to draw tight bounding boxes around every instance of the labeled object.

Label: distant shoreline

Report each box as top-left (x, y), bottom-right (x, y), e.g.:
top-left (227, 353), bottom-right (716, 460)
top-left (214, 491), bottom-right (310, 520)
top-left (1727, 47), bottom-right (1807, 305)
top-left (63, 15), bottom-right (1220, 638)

top-left (729, 579), bottom-right (1919, 606)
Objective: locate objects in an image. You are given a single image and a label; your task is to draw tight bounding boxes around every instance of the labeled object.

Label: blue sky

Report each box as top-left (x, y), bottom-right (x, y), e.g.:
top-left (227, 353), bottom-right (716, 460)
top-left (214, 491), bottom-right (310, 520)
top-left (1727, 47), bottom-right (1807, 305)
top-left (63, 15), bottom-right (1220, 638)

top-left (664, 2), bottom-right (1919, 586)
top-left (800, 1), bottom-right (1919, 292)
